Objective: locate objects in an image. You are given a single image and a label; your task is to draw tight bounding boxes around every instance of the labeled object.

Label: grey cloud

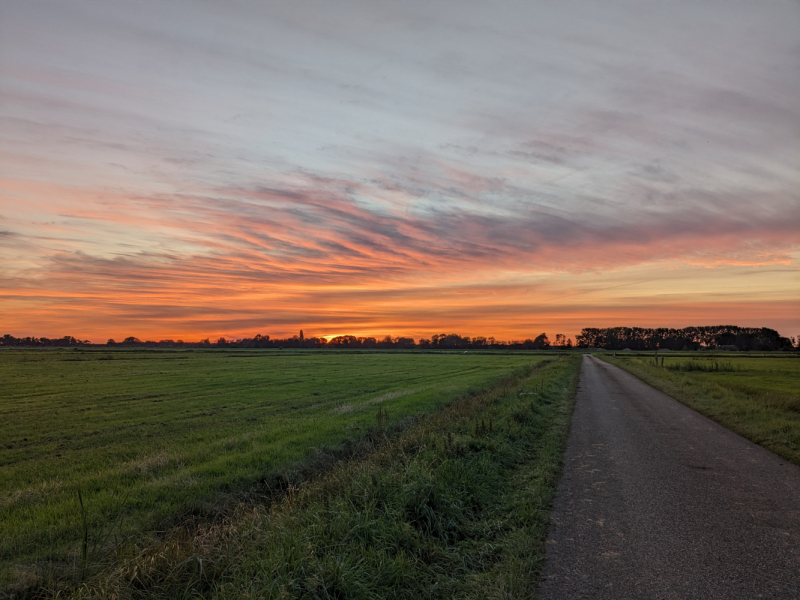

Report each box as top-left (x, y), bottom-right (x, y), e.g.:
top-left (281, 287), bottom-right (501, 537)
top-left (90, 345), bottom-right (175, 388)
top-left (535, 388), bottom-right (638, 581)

top-left (2, 0), bottom-right (798, 316)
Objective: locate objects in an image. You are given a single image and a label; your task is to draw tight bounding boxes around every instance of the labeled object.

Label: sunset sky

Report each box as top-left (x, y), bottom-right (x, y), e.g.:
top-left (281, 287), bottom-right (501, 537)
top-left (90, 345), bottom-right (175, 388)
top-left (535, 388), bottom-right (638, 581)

top-left (1, 0), bottom-right (798, 342)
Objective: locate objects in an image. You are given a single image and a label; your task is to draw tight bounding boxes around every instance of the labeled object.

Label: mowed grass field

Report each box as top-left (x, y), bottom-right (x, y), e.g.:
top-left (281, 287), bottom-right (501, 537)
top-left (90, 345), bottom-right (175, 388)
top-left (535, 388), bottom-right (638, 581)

top-left (0, 348), bottom-right (545, 585)
top-left (22, 354), bottom-right (582, 599)
top-left (601, 353), bottom-right (800, 465)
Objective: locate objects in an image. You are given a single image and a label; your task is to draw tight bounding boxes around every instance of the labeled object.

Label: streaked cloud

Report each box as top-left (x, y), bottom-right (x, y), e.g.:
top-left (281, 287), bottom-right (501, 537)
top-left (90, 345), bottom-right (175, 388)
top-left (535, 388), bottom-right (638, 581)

top-left (1, 0), bottom-right (798, 340)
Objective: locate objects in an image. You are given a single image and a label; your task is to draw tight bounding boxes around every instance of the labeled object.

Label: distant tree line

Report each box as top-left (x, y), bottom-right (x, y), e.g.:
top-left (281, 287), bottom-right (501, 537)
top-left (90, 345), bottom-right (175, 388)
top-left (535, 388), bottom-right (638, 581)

top-left (0, 334), bottom-right (90, 347)
top-left (3, 327), bottom-right (796, 350)
top-left (214, 332), bottom-right (572, 350)
top-left (0, 331), bottom-right (571, 350)
top-left (575, 326), bottom-right (796, 351)
top-left (416, 333), bottom-right (566, 349)
top-left (133, 332), bottom-right (567, 350)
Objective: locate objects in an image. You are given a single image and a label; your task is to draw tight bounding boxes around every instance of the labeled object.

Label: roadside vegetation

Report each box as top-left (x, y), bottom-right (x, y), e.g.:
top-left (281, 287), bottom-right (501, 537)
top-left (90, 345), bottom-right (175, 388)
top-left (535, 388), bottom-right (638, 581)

top-left (1, 350), bottom-right (579, 597)
top-left (601, 353), bottom-right (800, 465)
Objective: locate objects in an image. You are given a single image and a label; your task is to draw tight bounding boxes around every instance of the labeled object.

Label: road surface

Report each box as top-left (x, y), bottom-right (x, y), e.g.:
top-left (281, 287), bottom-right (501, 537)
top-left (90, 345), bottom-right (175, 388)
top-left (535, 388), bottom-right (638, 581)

top-left (539, 354), bottom-right (800, 599)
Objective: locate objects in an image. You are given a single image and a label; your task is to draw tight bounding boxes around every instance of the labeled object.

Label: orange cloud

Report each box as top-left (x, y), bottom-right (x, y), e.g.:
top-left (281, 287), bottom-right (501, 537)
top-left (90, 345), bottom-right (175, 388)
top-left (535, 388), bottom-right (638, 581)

top-left (2, 173), bottom-right (799, 342)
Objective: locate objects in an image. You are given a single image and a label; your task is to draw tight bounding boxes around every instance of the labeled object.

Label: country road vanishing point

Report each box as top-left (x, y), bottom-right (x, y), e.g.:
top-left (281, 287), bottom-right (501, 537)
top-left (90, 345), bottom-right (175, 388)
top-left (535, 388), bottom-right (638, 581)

top-left (539, 354), bottom-right (800, 599)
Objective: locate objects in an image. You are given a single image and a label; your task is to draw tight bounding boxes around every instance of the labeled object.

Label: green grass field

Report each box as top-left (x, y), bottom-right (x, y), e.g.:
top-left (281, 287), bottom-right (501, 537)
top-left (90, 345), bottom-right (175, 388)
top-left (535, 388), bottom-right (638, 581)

top-left (28, 354), bottom-right (582, 599)
top-left (600, 353), bottom-right (800, 465)
top-left (0, 348), bottom-right (553, 590)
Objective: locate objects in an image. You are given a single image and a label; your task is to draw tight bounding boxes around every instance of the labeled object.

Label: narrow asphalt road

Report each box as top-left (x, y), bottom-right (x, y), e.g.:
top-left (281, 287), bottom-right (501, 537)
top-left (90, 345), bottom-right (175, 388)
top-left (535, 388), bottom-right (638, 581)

top-left (539, 354), bottom-right (800, 599)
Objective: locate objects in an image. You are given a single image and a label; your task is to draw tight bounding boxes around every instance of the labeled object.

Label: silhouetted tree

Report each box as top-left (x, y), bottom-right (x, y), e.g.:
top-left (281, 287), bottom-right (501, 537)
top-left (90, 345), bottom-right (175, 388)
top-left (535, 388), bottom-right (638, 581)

top-left (532, 333), bottom-right (550, 349)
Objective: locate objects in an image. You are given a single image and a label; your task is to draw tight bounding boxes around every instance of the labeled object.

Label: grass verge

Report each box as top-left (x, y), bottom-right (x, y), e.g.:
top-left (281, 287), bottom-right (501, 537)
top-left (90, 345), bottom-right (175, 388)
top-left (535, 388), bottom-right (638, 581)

top-left (18, 355), bottom-right (580, 599)
top-left (599, 354), bottom-right (800, 466)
